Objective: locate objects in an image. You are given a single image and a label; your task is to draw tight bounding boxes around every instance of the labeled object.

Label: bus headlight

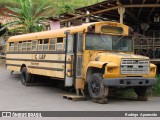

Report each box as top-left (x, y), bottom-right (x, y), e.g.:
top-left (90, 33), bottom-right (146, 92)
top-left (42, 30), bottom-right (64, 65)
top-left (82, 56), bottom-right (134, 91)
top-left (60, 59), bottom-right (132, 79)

top-left (106, 63), bottom-right (118, 73)
top-left (150, 67), bottom-right (156, 73)
top-left (108, 68), bottom-right (113, 73)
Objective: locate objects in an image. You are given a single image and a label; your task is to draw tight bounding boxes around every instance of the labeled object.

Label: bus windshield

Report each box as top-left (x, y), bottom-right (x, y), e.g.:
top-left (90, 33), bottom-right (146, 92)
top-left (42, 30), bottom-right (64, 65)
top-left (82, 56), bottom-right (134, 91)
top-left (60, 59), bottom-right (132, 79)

top-left (86, 33), bottom-right (133, 52)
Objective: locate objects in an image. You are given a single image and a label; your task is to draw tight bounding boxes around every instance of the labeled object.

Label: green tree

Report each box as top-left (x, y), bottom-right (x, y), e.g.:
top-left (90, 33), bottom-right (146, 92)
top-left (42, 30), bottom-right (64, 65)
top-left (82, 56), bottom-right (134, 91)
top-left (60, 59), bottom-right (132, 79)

top-left (0, 0), bottom-right (53, 33)
top-left (0, 23), bottom-right (7, 36)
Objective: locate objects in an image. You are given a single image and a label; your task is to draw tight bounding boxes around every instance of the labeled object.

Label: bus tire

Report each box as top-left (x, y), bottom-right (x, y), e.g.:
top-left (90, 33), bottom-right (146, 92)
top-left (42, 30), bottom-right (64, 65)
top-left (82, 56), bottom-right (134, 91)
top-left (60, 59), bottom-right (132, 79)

top-left (134, 86), bottom-right (148, 101)
top-left (88, 73), bottom-right (109, 100)
top-left (31, 74), bottom-right (36, 83)
top-left (21, 67), bottom-right (31, 85)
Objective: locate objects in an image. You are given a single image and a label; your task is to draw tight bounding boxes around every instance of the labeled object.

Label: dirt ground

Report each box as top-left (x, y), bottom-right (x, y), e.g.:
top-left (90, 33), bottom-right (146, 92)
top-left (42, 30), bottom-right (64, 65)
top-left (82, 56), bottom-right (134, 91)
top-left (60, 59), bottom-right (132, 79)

top-left (0, 66), bottom-right (160, 119)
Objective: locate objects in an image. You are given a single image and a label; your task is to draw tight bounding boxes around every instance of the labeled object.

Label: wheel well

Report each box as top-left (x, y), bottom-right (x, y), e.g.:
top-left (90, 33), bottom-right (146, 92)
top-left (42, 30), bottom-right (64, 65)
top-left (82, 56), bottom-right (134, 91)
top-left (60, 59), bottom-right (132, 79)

top-left (86, 64), bottom-right (106, 83)
top-left (20, 64), bottom-right (26, 71)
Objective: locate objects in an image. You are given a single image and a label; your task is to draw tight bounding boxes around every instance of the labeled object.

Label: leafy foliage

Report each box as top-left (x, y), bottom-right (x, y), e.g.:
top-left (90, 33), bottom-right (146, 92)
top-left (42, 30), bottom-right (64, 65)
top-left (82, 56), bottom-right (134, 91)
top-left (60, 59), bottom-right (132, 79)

top-left (0, 24), bottom-right (7, 36)
top-left (0, 0), bottom-right (53, 33)
top-left (150, 75), bottom-right (160, 96)
top-left (0, 0), bottom-right (104, 15)
top-left (0, 0), bottom-right (104, 34)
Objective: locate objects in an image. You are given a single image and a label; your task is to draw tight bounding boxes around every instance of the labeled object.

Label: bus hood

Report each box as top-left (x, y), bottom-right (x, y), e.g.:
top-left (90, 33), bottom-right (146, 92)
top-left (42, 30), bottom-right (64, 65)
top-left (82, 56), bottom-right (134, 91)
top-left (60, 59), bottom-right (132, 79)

top-left (93, 52), bottom-right (149, 63)
top-left (103, 52), bottom-right (149, 59)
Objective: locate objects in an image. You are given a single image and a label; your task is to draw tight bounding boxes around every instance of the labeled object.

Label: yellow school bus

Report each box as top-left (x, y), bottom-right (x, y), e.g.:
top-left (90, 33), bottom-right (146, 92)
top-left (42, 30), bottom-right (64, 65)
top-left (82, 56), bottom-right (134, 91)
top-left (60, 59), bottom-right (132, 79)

top-left (6, 21), bottom-right (157, 103)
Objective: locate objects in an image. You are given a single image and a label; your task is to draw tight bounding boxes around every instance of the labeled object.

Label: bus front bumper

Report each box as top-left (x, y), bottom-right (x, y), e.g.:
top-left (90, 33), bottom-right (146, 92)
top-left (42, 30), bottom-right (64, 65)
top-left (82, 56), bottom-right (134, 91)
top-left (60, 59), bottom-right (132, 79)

top-left (103, 77), bottom-right (157, 87)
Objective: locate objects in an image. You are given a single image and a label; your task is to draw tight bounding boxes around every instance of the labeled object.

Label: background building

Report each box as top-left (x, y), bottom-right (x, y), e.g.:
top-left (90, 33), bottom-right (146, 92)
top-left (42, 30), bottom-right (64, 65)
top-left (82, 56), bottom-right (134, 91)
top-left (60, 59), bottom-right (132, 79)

top-left (54, 0), bottom-right (160, 65)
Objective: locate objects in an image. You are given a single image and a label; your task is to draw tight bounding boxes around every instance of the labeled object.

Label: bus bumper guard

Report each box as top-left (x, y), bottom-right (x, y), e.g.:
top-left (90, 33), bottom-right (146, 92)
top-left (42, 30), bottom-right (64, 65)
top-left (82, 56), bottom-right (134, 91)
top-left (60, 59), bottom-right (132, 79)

top-left (103, 77), bottom-right (157, 87)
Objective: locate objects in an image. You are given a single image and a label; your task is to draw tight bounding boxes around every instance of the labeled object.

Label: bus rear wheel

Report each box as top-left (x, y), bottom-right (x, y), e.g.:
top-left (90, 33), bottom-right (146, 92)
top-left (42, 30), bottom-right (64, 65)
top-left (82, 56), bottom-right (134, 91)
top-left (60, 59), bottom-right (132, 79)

top-left (88, 73), bottom-right (109, 104)
top-left (134, 86), bottom-right (148, 101)
top-left (21, 67), bottom-right (32, 85)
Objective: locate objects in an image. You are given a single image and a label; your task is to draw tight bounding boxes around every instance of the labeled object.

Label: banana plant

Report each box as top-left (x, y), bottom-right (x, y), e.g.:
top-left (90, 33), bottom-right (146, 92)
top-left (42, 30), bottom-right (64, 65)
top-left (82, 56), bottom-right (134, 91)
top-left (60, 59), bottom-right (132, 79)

top-left (0, 0), bottom-right (52, 33)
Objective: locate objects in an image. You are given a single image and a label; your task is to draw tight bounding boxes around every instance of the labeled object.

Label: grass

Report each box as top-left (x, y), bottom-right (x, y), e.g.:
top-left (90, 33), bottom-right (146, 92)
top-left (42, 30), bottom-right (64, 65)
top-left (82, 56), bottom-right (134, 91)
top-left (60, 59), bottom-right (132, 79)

top-left (114, 89), bottom-right (136, 98)
top-left (149, 75), bottom-right (160, 96)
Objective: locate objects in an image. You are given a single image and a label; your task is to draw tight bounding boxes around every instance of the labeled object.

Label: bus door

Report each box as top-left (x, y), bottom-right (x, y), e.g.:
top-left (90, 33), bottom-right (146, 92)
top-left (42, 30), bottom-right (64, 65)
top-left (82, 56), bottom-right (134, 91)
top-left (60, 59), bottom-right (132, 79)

top-left (65, 32), bottom-right (83, 92)
top-left (64, 33), bottom-right (74, 87)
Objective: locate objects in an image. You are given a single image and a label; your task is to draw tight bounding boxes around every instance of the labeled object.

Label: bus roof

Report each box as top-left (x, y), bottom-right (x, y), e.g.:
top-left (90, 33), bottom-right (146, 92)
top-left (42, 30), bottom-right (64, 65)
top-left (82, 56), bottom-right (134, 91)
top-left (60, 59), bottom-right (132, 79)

top-left (7, 21), bottom-right (127, 42)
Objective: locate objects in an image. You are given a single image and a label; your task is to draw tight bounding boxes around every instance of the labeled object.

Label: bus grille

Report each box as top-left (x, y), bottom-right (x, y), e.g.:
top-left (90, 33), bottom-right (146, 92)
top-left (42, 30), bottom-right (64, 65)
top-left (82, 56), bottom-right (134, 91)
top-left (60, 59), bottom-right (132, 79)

top-left (121, 59), bottom-right (149, 74)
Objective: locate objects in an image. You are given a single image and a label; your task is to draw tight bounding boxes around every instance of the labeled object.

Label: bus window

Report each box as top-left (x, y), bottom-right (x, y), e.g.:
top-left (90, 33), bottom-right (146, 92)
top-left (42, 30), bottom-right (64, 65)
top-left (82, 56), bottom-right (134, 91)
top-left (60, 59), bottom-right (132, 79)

top-left (57, 37), bottom-right (63, 51)
top-left (44, 39), bottom-right (49, 51)
top-left (18, 42), bottom-right (22, 51)
top-left (32, 41), bottom-right (37, 51)
top-left (14, 42), bottom-right (18, 51)
top-left (27, 41), bottom-right (31, 51)
top-left (77, 34), bottom-right (83, 52)
top-left (9, 42), bottom-right (14, 51)
top-left (38, 39), bottom-right (43, 50)
top-left (50, 38), bottom-right (56, 51)
top-left (67, 35), bottom-right (74, 53)
top-left (22, 42), bottom-right (27, 51)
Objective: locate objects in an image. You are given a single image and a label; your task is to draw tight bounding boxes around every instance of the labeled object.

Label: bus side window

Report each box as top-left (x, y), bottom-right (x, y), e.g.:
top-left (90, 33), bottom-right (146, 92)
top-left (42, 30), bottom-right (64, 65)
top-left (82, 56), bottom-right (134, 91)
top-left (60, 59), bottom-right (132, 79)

top-left (18, 42), bottom-right (22, 51)
top-left (22, 42), bottom-right (27, 51)
top-left (9, 42), bottom-right (14, 51)
top-left (44, 39), bottom-right (49, 51)
top-left (14, 42), bottom-right (18, 51)
top-left (27, 41), bottom-right (31, 51)
top-left (50, 38), bottom-right (56, 51)
top-left (32, 41), bottom-right (37, 51)
top-left (38, 39), bottom-right (43, 51)
top-left (57, 37), bottom-right (63, 51)
top-left (67, 35), bottom-right (74, 53)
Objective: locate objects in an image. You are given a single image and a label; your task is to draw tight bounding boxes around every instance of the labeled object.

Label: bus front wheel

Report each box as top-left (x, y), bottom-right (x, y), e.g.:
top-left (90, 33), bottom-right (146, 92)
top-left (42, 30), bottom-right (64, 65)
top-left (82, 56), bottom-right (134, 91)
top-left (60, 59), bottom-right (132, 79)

top-left (134, 86), bottom-right (148, 101)
top-left (88, 73), bottom-right (109, 104)
top-left (21, 67), bottom-right (32, 85)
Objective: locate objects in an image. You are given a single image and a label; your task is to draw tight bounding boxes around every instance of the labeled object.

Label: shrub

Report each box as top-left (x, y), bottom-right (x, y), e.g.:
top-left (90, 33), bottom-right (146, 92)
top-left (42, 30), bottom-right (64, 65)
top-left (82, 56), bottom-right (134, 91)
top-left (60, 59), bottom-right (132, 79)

top-left (149, 75), bottom-right (160, 96)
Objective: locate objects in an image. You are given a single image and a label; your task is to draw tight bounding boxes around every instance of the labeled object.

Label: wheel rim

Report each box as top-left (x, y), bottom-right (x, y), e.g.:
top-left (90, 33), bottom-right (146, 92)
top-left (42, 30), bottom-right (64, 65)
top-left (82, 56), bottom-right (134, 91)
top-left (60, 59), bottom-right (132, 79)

top-left (90, 79), bottom-right (100, 96)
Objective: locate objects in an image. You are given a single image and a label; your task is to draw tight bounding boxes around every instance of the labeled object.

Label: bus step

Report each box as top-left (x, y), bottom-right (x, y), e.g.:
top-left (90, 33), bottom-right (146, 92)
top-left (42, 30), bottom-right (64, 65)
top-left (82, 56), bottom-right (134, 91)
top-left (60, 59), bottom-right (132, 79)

top-left (63, 95), bottom-right (86, 101)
